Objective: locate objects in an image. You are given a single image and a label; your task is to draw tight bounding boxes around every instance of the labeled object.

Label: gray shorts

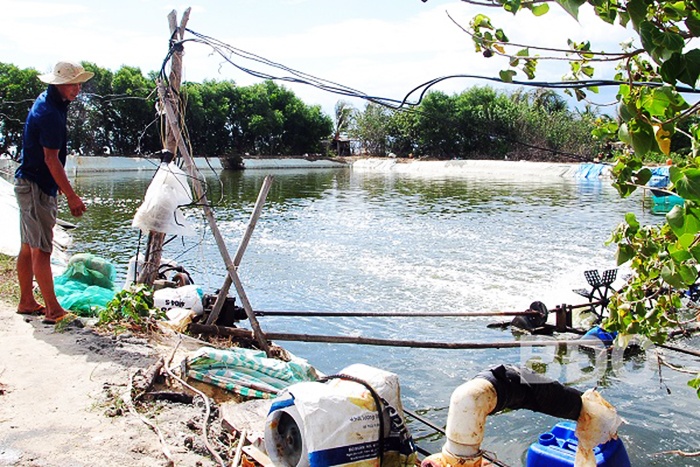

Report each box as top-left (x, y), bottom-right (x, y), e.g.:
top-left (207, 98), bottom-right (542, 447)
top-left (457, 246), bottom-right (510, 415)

top-left (14, 178), bottom-right (57, 253)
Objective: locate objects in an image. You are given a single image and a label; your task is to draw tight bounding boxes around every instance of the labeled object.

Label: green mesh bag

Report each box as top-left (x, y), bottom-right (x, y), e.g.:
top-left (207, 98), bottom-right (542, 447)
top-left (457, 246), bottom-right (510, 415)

top-left (54, 253), bottom-right (117, 316)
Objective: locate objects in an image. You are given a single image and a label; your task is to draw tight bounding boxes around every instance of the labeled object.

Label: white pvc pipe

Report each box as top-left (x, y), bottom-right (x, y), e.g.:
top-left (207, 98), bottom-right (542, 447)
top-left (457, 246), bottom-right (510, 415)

top-left (443, 378), bottom-right (498, 458)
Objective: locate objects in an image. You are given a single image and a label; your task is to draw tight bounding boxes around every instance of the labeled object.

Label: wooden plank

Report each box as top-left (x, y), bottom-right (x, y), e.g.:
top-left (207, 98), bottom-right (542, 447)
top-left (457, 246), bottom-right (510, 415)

top-left (221, 399), bottom-right (272, 435)
top-left (242, 445), bottom-right (273, 467)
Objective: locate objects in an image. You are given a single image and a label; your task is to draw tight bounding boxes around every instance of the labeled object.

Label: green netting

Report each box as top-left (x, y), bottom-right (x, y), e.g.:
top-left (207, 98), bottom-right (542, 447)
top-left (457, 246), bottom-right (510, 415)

top-left (186, 347), bottom-right (319, 399)
top-left (54, 253), bottom-right (117, 317)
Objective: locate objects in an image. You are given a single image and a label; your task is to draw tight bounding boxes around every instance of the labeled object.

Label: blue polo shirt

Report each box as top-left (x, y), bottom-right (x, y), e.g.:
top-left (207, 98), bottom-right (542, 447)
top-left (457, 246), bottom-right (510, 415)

top-left (15, 85), bottom-right (70, 197)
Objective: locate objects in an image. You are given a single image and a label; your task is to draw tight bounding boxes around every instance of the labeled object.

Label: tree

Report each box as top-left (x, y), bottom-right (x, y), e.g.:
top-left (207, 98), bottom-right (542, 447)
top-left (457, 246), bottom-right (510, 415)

top-left (0, 63), bottom-right (43, 157)
top-left (352, 102), bottom-right (393, 156)
top-left (387, 109), bottom-right (419, 157)
top-left (184, 80), bottom-right (237, 157)
top-left (109, 66), bottom-right (157, 155)
top-left (68, 62), bottom-right (114, 156)
top-left (414, 91), bottom-right (459, 158)
top-left (333, 100), bottom-right (356, 155)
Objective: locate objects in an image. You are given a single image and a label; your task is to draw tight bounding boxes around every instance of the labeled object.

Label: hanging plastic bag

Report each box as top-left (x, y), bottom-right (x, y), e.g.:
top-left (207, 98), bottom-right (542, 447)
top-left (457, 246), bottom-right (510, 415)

top-left (132, 162), bottom-right (196, 236)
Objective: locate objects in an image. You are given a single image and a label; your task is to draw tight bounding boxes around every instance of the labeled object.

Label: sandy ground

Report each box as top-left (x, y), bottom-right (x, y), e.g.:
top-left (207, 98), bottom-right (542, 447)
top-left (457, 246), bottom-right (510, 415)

top-left (0, 301), bottom-right (230, 467)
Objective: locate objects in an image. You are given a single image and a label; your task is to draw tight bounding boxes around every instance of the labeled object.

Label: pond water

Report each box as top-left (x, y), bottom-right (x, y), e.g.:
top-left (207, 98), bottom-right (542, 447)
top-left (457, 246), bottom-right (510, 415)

top-left (64, 165), bottom-right (699, 466)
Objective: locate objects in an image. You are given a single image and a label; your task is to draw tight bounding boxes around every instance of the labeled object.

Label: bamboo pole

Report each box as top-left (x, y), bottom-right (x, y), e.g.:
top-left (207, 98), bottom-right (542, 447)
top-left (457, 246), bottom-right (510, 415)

top-left (187, 324), bottom-right (587, 349)
top-left (252, 310), bottom-right (540, 318)
top-left (138, 8), bottom-right (190, 286)
top-left (249, 298), bottom-right (605, 318)
top-left (205, 175), bottom-right (274, 325)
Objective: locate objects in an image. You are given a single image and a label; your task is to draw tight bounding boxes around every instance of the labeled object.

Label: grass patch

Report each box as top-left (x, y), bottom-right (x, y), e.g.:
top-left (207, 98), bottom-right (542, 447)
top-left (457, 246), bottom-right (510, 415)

top-left (0, 253), bottom-right (19, 305)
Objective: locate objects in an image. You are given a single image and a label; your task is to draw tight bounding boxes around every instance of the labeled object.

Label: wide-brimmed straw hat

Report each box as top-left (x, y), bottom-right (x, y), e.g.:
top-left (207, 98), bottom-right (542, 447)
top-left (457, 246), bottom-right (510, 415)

top-left (39, 61), bottom-right (94, 85)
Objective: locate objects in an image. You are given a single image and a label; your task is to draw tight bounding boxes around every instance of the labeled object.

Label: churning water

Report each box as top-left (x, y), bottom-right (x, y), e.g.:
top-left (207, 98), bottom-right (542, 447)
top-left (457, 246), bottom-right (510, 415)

top-left (66, 165), bottom-right (699, 466)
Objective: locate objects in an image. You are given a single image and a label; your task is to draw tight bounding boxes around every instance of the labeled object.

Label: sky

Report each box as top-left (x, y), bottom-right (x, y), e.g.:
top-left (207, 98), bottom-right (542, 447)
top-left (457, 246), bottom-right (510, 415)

top-left (0, 0), bottom-right (639, 117)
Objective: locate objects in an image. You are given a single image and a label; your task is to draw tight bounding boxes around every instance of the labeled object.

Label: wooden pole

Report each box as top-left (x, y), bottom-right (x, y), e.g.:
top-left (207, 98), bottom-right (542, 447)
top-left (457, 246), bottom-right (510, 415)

top-left (187, 324), bottom-right (589, 350)
top-left (555, 304), bottom-right (568, 332)
top-left (138, 8), bottom-right (190, 285)
top-left (205, 175), bottom-right (274, 325)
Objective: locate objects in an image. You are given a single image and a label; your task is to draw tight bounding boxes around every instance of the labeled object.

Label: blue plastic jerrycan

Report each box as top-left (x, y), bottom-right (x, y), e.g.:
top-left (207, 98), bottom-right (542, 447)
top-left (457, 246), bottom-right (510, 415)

top-left (526, 421), bottom-right (630, 467)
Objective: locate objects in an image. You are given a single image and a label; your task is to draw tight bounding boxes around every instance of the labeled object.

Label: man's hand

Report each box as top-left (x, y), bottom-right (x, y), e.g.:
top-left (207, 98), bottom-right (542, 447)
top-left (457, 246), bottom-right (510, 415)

top-left (66, 194), bottom-right (87, 217)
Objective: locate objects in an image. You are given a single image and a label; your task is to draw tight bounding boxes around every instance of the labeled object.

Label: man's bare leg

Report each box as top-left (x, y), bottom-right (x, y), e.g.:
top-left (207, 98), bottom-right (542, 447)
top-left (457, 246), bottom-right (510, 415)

top-left (30, 247), bottom-right (66, 321)
top-left (16, 242), bottom-right (43, 313)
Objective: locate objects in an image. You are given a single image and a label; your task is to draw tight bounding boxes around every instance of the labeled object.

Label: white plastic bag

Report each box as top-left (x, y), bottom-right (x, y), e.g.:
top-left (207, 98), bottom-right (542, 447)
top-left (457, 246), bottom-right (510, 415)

top-left (153, 284), bottom-right (203, 314)
top-left (132, 162), bottom-right (196, 236)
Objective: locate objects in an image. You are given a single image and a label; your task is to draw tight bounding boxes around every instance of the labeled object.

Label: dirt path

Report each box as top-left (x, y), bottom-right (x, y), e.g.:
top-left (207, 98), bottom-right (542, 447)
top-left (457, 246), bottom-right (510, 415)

top-left (0, 302), bottom-right (222, 467)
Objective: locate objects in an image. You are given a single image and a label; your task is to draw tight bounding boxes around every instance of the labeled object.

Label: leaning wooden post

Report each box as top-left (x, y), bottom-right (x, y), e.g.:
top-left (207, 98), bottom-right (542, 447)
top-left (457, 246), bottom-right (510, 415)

top-left (156, 81), bottom-right (271, 356)
top-left (138, 8), bottom-right (191, 285)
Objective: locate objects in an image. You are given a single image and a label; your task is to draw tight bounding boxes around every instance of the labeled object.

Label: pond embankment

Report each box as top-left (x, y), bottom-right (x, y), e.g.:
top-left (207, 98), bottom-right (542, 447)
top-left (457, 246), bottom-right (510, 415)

top-left (0, 155), bottom-right (612, 178)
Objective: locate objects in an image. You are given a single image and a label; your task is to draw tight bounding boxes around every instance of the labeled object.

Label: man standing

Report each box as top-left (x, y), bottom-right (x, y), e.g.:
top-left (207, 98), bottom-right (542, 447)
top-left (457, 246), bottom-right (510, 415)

top-left (14, 61), bottom-right (93, 324)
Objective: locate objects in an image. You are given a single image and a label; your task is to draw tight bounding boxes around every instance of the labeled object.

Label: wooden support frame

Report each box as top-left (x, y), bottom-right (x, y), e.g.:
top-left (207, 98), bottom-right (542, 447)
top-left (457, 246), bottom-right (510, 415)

top-left (156, 80), bottom-right (271, 355)
top-left (147, 9), bottom-right (271, 355)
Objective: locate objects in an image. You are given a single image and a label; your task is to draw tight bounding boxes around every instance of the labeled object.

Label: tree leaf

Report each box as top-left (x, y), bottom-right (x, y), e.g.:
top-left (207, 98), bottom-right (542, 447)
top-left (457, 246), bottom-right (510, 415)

top-left (639, 21), bottom-right (659, 57)
top-left (660, 52), bottom-right (683, 83)
top-left (530, 3), bottom-right (550, 16)
top-left (654, 30), bottom-right (685, 53)
top-left (671, 166), bottom-right (700, 201)
top-left (627, 0), bottom-right (649, 32)
top-left (504, 0), bottom-right (522, 13)
top-left (654, 124), bottom-right (672, 155)
top-left (495, 29), bottom-right (509, 42)
top-left (685, 12), bottom-right (700, 36)
top-left (499, 69), bottom-right (517, 82)
top-left (678, 49), bottom-right (700, 88)
top-left (626, 212), bottom-right (640, 230)
top-left (679, 264), bottom-right (698, 285)
top-left (634, 167), bottom-right (653, 186)
top-left (616, 244), bottom-right (635, 265)
top-left (661, 263), bottom-right (685, 289)
top-left (555, 0), bottom-right (586, 20)
top-left (623, 120), bottom-right (655, 155)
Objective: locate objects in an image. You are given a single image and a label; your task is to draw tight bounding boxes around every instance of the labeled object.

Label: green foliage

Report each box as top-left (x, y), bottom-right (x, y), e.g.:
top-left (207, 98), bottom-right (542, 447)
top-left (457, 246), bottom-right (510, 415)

top-left (346, 86), bottom-right (598, 160)
top-left (463, 0), bottom-right (700, 397)
top-left (0, 62), bottom-right (332, 158)
top-left (98, 284), bottom-right (158, 326)
top-left (184, 79), bottom-right (332, 156)
top-left (690, 374), bottom-right (700, 397)
top-left (351, 102), bottom-right (392, 156)
top-left (0, 63), bottom-right (44, 156)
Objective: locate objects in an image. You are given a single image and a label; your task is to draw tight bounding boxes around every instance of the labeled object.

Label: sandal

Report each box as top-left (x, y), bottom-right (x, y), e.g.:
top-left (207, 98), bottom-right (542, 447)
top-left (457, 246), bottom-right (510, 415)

top-left (16, 305), bottom-right (46, 316)
top-left (42, 312), bottom-right (77, 325)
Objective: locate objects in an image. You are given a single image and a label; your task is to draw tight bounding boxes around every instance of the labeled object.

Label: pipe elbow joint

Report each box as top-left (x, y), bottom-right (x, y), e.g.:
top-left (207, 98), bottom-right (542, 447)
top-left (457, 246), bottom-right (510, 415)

top-left (443, 377), bottom-right (498, 459)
